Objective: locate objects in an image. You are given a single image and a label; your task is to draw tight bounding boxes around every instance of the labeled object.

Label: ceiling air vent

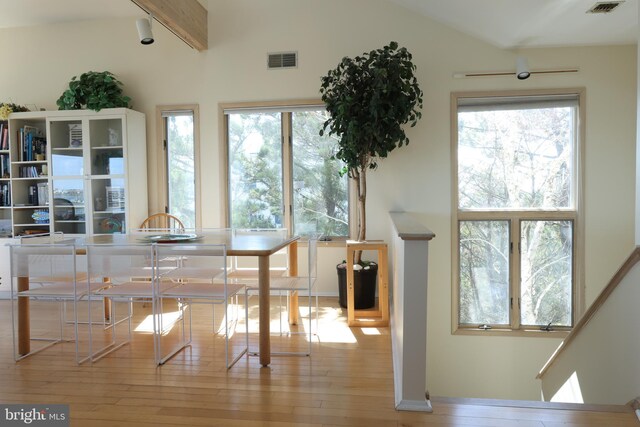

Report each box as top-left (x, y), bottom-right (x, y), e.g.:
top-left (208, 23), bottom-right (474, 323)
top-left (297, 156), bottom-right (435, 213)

top-left (587, 1), bottom-right (624, 13)
top-left (268, 52), bottom-right (298, 69)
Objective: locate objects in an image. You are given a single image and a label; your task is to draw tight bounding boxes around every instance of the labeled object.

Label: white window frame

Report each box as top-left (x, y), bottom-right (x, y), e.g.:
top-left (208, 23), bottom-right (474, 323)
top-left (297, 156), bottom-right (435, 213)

top-left (451, 88), bottom-right (586, 336)
top-left (220, 100), bottom-right (356, 240)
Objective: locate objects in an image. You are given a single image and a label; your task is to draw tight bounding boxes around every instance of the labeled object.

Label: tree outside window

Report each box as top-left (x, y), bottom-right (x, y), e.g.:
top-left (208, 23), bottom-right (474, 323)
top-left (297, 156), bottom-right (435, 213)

top-left (163, 110), bottom-right (196, 229)
top-left (455, 92), bottom-right (581, 331)
top-left (226, 105), bottom-right (349, 237)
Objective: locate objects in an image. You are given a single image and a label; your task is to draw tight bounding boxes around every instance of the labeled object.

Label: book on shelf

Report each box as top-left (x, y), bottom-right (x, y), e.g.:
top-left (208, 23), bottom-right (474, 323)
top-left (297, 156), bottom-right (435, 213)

top-left (19, 166), bottom-right (38, 178)
top-left (0, 154), bottom-right (8, 178)
top-left (1, 126), bottom-right (7, 150)
top-left (19, 125), bottom-right (45, 162)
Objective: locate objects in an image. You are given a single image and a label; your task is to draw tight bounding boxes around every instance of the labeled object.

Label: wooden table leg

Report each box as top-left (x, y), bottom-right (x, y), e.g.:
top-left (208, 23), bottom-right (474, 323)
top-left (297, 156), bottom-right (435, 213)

top-left (287, 241), bottom-right (299, 325)
top-left (17, 276), bottom-right (30, 356)
top-left (258, 255), bottom-right (271, 367)
top-left (103, 278), bottom-right (111, 322)
top-left (103, 298), bottom-right (111, 322)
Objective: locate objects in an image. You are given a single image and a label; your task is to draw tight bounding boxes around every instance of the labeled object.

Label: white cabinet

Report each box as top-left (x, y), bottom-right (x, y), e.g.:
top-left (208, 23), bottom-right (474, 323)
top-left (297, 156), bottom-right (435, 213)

top-left (7, 108), bottom-right (148, 236)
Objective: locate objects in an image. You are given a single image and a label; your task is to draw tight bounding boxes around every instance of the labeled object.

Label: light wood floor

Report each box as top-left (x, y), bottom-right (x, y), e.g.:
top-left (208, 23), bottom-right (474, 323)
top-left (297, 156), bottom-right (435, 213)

top-left (0, 297), bottom-right (637, 427)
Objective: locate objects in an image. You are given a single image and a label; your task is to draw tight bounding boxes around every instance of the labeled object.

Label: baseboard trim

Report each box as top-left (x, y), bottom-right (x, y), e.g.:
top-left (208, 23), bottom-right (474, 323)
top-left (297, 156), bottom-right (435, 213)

top-left (431, 396), bottom-right (634, 413)
top-left (395, 399), bottom-right (433, 412)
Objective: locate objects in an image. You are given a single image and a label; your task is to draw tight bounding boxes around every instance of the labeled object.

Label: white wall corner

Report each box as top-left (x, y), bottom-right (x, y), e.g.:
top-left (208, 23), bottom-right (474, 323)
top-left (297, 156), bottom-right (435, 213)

top-left (636, 4), bottom-right (640, 246)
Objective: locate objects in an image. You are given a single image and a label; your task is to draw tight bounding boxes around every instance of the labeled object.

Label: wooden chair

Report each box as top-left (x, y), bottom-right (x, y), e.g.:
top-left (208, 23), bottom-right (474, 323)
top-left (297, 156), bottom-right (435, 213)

top-left (139, 213), bottom-right (185, 232)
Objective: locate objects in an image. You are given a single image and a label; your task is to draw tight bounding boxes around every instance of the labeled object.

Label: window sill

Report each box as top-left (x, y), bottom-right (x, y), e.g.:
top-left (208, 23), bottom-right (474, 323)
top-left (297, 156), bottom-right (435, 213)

top-left (453, 327), bottom-right (570, 338)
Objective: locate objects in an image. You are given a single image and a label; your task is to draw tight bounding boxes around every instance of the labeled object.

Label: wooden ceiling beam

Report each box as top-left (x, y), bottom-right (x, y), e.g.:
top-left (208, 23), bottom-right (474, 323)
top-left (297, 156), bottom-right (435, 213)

top-left (131, 0), bottom-right (207, 51)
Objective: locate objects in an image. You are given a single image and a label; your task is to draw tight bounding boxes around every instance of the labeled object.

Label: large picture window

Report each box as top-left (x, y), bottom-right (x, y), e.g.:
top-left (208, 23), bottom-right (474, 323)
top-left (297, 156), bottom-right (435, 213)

top-left (453, 90), bottom-right (583, 332)
top-left (224, 103), bottom-right (350, 238)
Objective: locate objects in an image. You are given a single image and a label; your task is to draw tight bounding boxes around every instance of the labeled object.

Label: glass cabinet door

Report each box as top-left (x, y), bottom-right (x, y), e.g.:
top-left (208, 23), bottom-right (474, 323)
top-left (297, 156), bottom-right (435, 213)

top-left (91, 177), bottom-right (125, 233)
top-left (49, 119), bottom-right (86, 234)
top-left (51, 178), bottom-right (86, 234)
top-left (89, 118), bottom-right (126, 234)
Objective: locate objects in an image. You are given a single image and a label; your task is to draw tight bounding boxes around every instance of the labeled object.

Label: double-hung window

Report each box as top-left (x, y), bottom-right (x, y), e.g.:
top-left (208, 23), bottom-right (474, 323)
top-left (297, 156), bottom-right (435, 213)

top-left (223, 102), bottom-right (350, 238)
top-left (452, 90), bottom-right (584, 333)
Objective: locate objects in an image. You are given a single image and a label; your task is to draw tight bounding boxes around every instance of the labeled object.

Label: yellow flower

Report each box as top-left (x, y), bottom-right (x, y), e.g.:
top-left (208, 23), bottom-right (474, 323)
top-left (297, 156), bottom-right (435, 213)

top-left (0, 104), bottom-right (12, 120)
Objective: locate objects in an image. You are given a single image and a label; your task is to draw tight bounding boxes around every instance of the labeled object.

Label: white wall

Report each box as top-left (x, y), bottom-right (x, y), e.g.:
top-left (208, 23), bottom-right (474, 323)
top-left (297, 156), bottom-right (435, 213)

top-left (0, 0), bottom-right (635, 401)
top-left (540, 261), bottom-right (640, 405)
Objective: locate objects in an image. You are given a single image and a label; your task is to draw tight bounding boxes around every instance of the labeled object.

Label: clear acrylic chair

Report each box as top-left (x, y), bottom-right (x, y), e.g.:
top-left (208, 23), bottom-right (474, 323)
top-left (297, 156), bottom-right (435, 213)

top-left (154, 243), bottom-right (247, 368)
top-left (9, 236), bottom-right (98, 363)
top-left (244, 236), bottom-right (318, 357)
top-left (85, 240), bottom-right (160, 362)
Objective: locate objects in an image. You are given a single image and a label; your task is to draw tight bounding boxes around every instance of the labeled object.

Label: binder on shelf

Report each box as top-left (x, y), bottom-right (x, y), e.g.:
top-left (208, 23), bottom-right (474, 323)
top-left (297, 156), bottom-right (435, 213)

top-left (36, 182), bottom-right (48, 206)
top-left (0, 182), bottom-right (10, 206)
top-left (27, 184), bottom-right (37, 205)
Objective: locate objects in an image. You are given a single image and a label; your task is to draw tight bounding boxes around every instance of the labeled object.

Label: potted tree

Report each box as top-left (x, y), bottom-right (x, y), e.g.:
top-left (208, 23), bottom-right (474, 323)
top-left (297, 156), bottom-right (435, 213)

top-left (319, 41), bottom-right (423, 308)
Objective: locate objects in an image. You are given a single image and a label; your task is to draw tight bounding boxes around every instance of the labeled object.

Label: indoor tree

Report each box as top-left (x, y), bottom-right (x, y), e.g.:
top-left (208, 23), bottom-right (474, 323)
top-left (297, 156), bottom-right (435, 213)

top-left (320, 41), bottom-right (423, 262)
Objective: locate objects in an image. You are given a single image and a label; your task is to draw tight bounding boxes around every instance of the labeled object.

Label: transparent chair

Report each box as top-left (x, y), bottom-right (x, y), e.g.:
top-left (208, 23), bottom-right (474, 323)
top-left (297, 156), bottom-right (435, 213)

top-left (154, 243), bottom-right (247, 368)
top-left (245, 236), bottom-right (318, 357)
top-left (9, 236), bottom-right (99, 363)
top-left (85, 240), bottom-right (160, 362)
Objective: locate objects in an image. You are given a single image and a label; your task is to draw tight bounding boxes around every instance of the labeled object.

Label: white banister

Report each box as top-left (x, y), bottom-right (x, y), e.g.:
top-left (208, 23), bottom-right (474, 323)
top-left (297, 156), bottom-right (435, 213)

top-left (389, 212), bottom-right (435, 412)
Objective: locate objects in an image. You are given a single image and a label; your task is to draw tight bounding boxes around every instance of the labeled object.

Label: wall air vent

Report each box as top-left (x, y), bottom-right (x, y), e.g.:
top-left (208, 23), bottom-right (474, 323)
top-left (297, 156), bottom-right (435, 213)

top-left (268, 52), bottom-right (298, 69)
top-left (587, 1), bottom-right (624, 13)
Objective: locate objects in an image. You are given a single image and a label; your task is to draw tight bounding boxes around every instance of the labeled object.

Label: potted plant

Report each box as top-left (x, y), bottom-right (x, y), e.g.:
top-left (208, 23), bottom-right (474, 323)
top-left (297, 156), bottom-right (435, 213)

top-left (319, 41), bottom-right (423, 308)
top-left (56, 71), bottom-right (131, 111)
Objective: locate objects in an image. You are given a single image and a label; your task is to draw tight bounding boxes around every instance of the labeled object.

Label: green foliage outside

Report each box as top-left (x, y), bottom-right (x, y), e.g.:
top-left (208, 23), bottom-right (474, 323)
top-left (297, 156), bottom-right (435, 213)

top-left (227, 110), bottom-right (349, 236)
top-left (292, 111), bottom-right (348, 236)
top-left (166, 115), bottom-right (196, 228)
top-left (228, 112), bottom-right (283, 229)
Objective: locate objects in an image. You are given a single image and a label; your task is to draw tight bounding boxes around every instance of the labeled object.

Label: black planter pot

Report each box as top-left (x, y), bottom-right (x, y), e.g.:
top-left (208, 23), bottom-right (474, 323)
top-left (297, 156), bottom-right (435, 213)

top-left (337, 263), bottom-right (378, 309)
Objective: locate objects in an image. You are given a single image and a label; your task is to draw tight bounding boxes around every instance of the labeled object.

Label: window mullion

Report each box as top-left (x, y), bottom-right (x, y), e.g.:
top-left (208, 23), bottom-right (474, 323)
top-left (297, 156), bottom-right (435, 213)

top-left (282, 112), bottom-right (293, 232)
top-left (511, 217), bottom-right (522, 330)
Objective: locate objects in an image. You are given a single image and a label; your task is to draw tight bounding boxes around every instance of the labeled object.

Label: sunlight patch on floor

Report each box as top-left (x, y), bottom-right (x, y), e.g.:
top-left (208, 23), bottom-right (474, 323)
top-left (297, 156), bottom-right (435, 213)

top-left (134, 311), bottom-right (181, 334)
top-left (551, 371), bottom-right (584, 404)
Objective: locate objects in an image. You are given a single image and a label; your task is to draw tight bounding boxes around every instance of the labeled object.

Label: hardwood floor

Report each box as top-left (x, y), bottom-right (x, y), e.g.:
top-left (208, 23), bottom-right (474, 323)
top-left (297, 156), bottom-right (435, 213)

top-left (0, 297), bottom-right (637, 426)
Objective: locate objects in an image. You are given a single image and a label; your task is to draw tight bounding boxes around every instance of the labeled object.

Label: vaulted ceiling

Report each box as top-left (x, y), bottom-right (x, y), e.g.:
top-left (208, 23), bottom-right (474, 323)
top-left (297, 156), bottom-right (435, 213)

top-left (0, 0), bottom-right (636, 49)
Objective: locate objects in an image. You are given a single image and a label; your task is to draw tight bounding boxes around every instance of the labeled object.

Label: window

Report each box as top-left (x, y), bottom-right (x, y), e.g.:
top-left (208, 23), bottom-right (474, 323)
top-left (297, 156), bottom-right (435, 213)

top-left (224, 102), bottom-right (350, 238)
top-left (453, 90), bottom-right (583, 332)
top-left (159, 107), bottom-right (199, 229)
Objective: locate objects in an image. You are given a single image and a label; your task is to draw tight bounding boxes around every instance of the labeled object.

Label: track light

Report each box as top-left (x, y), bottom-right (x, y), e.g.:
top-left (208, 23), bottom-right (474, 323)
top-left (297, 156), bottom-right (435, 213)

top-left (136, 15), bottom-right (154, 45)
top-left (516, 57), bottom-right (530, 80)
